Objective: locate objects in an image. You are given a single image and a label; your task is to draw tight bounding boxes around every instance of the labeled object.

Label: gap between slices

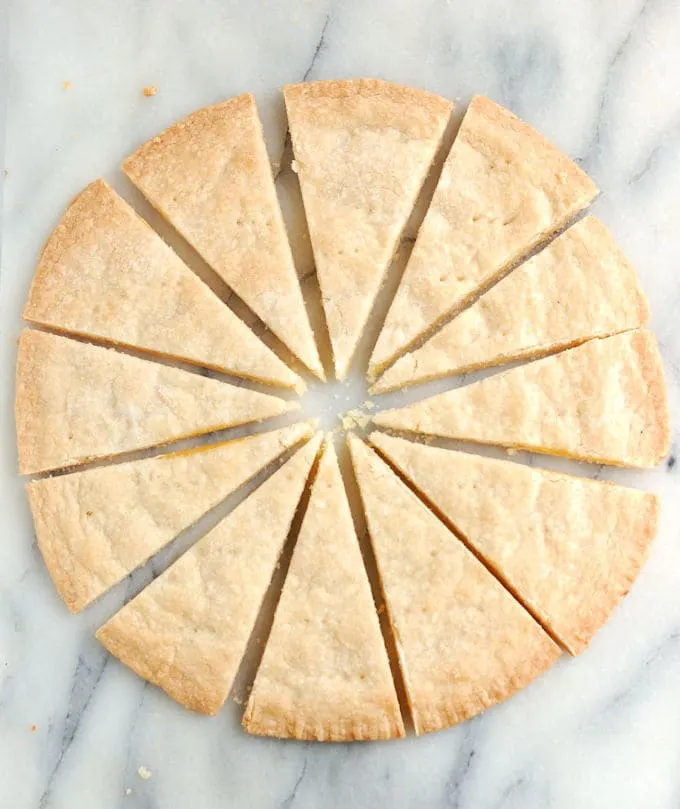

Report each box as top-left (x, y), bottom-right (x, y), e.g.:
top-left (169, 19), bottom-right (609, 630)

top-left (96, 433), bottom-right (323, 714)
top-left (373, 330), bottom-right (670, 468)
top-left (371, 215), bottom-right (650, 394)
top-left (122, 93), bottom-right (324, 380)
top-left (348, 435), bottom-right (561, 733)
top-left (27, 422), bottom-right (315, 613)
top-left (15, 329), bottom-right (298, 475)
top-left (284, 79), bottom-right (453, 380)
top-left (333, 428), bottom-right (414, 730)
top-left (369, 95), bottom-right (599, 378)
top-left (23, 180), bottom-right (304, 393)
top-left (368, 433), bottom-right (659, 655)
top-left (243, 440), bottom-right (404, 741)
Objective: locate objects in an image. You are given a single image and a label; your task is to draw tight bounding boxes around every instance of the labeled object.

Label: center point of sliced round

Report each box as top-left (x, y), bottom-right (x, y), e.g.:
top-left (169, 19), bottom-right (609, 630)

top-left (298, 374), bottom-right (374, 431)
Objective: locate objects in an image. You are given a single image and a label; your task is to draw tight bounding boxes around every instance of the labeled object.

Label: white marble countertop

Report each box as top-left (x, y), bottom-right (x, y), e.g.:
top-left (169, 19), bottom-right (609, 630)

top-left (2, 1), bottom-right (680, 807)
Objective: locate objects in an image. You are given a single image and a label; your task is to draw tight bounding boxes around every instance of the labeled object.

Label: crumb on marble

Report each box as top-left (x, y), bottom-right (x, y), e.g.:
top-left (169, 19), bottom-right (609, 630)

top-left (506, 447), bottom-right (518, 456)
top-left (143, 85), bottom-right (157, 97)
top-left (137, 766), bottom-right (152, 780)
top-left (341, 409), bottom-right (371, 430)
top-left (62, 81), bottom-right (71, 91)
top-left (363, 400), bottom-right (377, 410)
top-left (30, 724), bottom-right (37, 732)
top-left (125, 788), bottom-right (132, 796)
top-left (233, 694), bottom-right (243, 706)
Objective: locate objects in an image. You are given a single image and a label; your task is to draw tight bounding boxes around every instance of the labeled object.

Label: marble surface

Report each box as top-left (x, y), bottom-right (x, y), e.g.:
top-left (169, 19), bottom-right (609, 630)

top-left (2, 1), bottom-right (680, 807)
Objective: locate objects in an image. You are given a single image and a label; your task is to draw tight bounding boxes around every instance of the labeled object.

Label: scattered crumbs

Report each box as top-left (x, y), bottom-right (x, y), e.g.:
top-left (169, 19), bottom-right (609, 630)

top-left (342, 409), bottom-right (371, 430)
top-left (143, 85), bottom-right (157, 97)
top-left (363, 400), bottom-right (377, 410)
top-left (30, 724), bottom-right (37, 732)
top-left (125, 788), bottom-right (132, 796)
top-left (62, 80), bottom-right (71, 91)
top-left (506, 447), bottom-right (518, 456)
top-left (232, 694), bottom-right (243, 706)
top-left (137, 766), bottom-right (152, 780)
top-left (290, 159), bottom-right (299, 174)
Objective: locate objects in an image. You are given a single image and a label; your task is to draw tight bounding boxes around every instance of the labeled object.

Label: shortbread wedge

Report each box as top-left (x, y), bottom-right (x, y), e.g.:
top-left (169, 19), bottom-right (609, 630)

top-left (243, 441), bottom-right (404, 741)
top-left (123, 94), bottom-right (323, 378)
top-left (374, 330), bottom-right (669, 468)
top-left (16, 330), bottom-right (297, 474)
top-left (97, 433), bottom-right (322, 713)
top-left (370, 433), bottom-right (659, 655)
top-left (348, 436), bottom-right (560, 734)
top-left (370, 95), bottom-right (598, 376)
top-left (284, 80), bottom-right (452, 379)
top-left (24, 180), bottom-right (302, 392)
top-left (372, 216), bottom-right (649, 393)
top-left (28, 422), bottom-right (315, 612)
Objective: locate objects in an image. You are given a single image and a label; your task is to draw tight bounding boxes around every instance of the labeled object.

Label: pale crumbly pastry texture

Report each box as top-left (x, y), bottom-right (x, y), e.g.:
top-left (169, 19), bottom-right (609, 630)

top-left (370, 432), bottom-right (659, 655)
top-left (372, 215), bottom-right (649, 393)
top-left (284, 79), bottom-right (453, 379)
top-left (348, 436), bottom-right (560, 733)
top-left (374, 329), bottom-right (670, 468)
top-left (370, 95), bottom-right (599, 375)
top-left (28, 422), bottom-right (314, 613)
top-left (23, 179), bottom-right (302, 392)
top-left (97, 434), bottom-right (322, 714)
top-left (123, 93), bottom-right (323, 379)
top-left (15, 84), bottom-right (670, 736)
top-left (15, 329), bottom-right (297, 474)
top-left (243, 441), bottom-right (404, 741)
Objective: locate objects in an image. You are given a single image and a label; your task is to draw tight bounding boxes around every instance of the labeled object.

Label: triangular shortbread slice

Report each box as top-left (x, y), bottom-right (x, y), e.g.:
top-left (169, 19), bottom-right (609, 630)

top-left (24, 180), bottom-right (302, 392)
top-left (284, 80), bottom-right (452, 379)
top-left (370, 95), bottom-right (598, 376)
top-left (97, 433), bottom-right (322, 713)
top-left (16, 330), bottom-right (297, 474)
top-left (243, 441), bottom-right (404, 741)
top-left (372, 216), bottom-right (649, 393)
top-left (28, 422), bottom-right (315, 612)
top-left (348, 436), bottom-right (560, 734)
top-left (370, 433), bottom-right (659, 655)
top-left (123, 93), bottom-right (323, 379)
top-left (374, 330), bottom-right (669, 468)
